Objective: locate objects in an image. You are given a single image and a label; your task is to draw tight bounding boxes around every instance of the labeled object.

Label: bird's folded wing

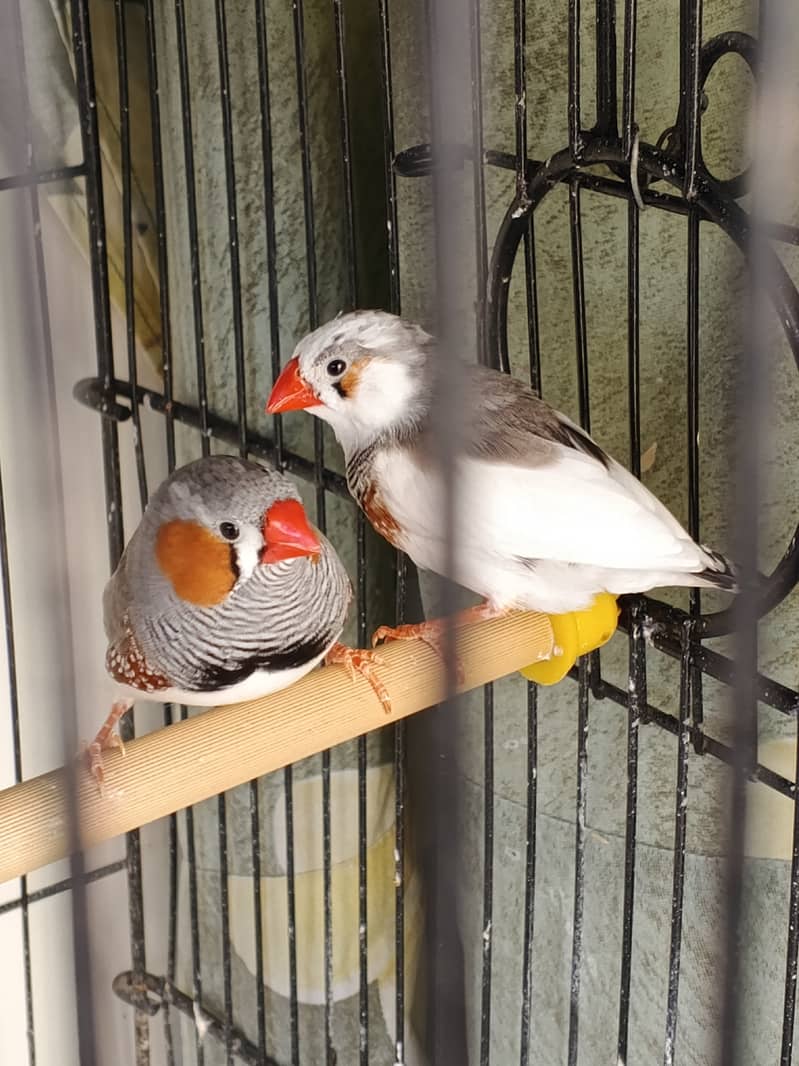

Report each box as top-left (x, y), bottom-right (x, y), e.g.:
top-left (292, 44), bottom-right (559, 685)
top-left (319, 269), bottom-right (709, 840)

top-left (380, 444), bottom-right (711, 574)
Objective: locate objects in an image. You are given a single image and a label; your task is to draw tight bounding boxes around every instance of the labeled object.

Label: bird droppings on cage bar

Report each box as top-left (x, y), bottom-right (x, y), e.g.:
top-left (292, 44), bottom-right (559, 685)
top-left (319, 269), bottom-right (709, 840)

top-left (193, 999), bottom-right (211, 1043)
top-left (1, 0), bottom-right (798, 1064)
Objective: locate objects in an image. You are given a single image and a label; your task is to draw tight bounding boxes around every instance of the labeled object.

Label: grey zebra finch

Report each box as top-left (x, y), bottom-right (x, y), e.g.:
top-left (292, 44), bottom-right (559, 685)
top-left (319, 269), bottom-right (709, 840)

top-left (91, 455), bottom-right (388, 787)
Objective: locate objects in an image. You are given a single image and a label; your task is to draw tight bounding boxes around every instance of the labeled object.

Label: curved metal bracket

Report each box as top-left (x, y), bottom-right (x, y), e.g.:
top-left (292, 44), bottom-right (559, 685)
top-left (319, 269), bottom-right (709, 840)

top-left (655, 30), bottom-right (758, 199)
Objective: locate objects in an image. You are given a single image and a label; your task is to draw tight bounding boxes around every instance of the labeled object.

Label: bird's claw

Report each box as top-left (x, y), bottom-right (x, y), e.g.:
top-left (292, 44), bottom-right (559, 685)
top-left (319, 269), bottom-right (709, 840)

top-left (326, 643), bottom-right (392, 714)
top-left (80, 731), bottom-right (125, 796)
top-left (370, 621), bottom-right (466, 686)
top-left (82, 699), bottom-right (133, 796)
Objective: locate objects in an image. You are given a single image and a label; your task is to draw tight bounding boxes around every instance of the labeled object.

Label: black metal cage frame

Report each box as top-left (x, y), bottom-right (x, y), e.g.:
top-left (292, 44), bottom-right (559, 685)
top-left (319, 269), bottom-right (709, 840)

top-left (2, 0), bottom-right (799, 1063)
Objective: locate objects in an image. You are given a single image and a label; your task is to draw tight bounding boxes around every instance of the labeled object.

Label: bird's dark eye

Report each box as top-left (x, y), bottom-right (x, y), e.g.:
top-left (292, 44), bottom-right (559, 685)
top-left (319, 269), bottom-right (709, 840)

top-left (219, 521), bottom-right (239, 541)
top-left (326, 358), bottom-right (346, 377)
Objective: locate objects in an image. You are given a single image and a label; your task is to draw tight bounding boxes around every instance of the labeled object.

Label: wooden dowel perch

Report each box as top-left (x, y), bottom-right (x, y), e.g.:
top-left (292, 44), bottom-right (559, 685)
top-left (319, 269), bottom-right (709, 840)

top-left (0, 612), bottom-right (560, 884)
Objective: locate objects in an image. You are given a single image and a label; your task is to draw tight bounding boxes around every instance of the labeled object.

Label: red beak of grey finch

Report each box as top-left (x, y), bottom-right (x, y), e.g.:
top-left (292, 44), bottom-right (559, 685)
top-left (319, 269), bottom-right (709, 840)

top-left (261, 498), bottom-right (321, 563)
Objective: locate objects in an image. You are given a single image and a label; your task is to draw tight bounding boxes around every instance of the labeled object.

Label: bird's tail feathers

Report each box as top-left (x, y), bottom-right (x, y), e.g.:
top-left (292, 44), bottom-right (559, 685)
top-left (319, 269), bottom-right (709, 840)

top-left (698, 546), bottom-right (738, 592)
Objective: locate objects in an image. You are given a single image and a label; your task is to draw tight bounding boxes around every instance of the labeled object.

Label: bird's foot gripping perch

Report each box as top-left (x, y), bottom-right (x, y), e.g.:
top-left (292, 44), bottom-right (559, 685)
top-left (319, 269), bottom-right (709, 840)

top-left (82, 698), bottom-right (134, 793)
top-left (370, 595), bottom-right (619, 689)
top-left (371, 602), bottom-right (505, 685)
top-left (520, 593), bottom-right (620, 685)
top-left (325, 643), bottom-right (391, 715)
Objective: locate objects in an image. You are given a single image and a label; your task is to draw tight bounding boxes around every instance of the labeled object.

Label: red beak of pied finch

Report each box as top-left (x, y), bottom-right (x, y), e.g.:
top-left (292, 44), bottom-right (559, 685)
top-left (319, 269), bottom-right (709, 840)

top-left (261, 499), bottom-right (321, 563)
top-left (266, 357), bottom-right (320, 413)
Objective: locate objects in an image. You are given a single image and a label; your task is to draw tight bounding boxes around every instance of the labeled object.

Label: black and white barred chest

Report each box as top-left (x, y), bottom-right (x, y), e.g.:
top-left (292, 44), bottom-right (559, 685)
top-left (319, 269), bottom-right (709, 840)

top-left (128, 543), bottom-right (351, 694)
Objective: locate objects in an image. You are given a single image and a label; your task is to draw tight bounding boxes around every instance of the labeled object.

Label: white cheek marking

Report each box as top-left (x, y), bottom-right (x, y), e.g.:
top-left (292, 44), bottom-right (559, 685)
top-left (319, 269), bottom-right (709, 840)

top-left (352, 361), bottom-right (417, 429)
top-left (310, 361), bottom-right (418, 454)
top-left (233, 525), bottom-right (263, 584)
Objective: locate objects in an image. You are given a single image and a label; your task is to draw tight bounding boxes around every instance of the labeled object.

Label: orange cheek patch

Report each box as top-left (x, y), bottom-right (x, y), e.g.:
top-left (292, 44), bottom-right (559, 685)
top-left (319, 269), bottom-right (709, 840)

top-left (155, 519), bottom-right (236, 607)
top-left (339, 357), bottom-right (369, 397)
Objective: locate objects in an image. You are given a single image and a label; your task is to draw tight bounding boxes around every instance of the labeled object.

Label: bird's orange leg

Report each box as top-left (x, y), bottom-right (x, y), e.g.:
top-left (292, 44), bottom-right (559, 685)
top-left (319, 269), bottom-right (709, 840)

top-left (325, 643), bottom-right (392, 715)
top-left (83, 698), bottom-right (133, 792)
top-left (371, 602), bottom-right (508, 684)
top-left (371, 600), bottom-right (506, 647)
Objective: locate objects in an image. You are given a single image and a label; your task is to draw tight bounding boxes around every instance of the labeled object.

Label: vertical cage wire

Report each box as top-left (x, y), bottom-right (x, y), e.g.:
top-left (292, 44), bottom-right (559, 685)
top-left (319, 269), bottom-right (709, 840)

top-left (594, 0), bottom-right (618, 139)
top-left (567, 667), bottom-right (589, 1066)
top-left (376, 2), bottom-right (409, 1058)
top-left (423, 0), bottom-right (475, 1060)
top-left (515, 8), bottom-right (543, 1054)
top-left (678, 0), bottom-right (702, 201)
top-left (253, 4), bottom-right (281, 1057)
top-left (515, 5), bottom-right (541, 1060)
top-left (172, 5), bottom-right (210, 1061)
top-left (140, 4), bottom-right (180, 1058)
top-left (113, 0), bottom-right (148, 510)
top-left (288, 2), bottom-right (320, 1062)
top-left (173, 0), bottom-right (211, 454)
top-left (566, 55), bottom-right (593, 1053)
top-left (782, 717), bottom-right (799, 1066)
top-left (212, 2), bottom-right (249, 1058)
top-left (686, 208), bottom-right (706, 759)
top-left (567, 0), bottom-right (581, 156)
top-left (664, 619), bottom-right (693, 1065)
top-left (621, 0), bottom-right (638, 159)
top-left (617, 602), bottom-right (644, 1064)
top-left (331, 2), bottom-right (372, 1060)
top-left (111, 9), bottom-right (150, 1059)
top-left (69, 0), bottom-right (144, 1062)
top-left (617, 4), bottom-right (644, 1048)
top-left (290, 0), bottom-right (324, 522)
top-left (467, 3), bottom-right (496, 1064)
top-left (142, 0), bottom-right (176, 475)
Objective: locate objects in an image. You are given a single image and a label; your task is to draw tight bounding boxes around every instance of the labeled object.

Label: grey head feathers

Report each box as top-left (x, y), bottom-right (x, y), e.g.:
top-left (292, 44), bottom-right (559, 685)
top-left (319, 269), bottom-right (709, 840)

top-left (291, 311), bottom-right (436, 450)
top-left (142, 455), bottom-right (301, 535)
top-left (296, 309), bottom-right (434, 377)
top-left (104, 456), bottom-right (351, 695)
top-left (110, 455), bottom-right (302, 629)
top-left (296, 310), bottom-right (611, 465)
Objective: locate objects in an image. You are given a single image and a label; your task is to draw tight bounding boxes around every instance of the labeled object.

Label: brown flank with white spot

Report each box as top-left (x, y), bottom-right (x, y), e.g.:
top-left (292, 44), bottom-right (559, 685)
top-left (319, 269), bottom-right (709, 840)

top-left (106, 618), bottom-right (170, 692)
top-left (361, 481), bottom-right (403, 549)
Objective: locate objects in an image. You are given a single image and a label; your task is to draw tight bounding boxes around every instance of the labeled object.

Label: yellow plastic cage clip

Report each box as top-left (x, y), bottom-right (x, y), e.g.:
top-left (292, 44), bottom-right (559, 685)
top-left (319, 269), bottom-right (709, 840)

top-left (520, 593), bottom-right (620, 685)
